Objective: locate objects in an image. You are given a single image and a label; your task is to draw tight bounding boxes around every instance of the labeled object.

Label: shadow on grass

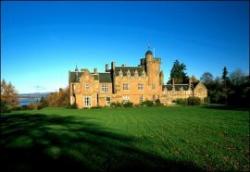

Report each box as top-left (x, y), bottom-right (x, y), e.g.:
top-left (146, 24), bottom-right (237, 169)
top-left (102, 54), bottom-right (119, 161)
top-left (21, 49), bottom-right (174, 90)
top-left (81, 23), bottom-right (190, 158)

top-left (202, 104), bottom-right (250, 111)
top-left (1, 112), bottom-right (204, 172)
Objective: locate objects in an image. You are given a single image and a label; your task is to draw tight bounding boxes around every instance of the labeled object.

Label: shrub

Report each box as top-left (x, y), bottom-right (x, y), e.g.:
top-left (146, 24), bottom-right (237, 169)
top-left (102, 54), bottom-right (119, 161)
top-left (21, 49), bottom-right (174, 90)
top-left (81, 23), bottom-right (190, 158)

top-left (154, 99), bottom-right (163, 106)
top-left (27, 103), bottom-right (38, 110)
top-left (175, 98), bottom-right (187, 105)
top-left (140, 100), bottom-right (154, 107)
top-left (123, 101), bottom-right (133, 108)
top-left (0, 100), bottom-right (12, 113)
top-left (67, 103), bottom-right (78, 109)
top-left (12, 106), bottom-right (24, 111)
top-left (187, 97), bottom-right (201, 105)
top-left (110, 102), bottom-right (122, 108)
top-left (203, 97), bottom-right (210, 104)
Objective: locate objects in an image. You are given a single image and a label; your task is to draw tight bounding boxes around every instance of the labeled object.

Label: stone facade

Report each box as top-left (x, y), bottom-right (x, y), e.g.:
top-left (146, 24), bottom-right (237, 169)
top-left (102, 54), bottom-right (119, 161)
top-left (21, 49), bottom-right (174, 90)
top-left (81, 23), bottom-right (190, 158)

top-left (69, 50), bottom-right (207, 108)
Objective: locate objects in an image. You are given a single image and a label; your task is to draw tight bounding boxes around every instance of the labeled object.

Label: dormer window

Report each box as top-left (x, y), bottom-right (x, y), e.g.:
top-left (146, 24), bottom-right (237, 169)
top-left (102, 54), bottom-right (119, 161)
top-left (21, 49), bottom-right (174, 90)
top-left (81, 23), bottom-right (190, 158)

top-left (127, 70), bottom-right (131, 77)
top-left (141, 70), bottom-right (146, 77)
top-left (119, 69), bottom-right (123, 77)
top-left (134, 70), bottom-right (138, 77)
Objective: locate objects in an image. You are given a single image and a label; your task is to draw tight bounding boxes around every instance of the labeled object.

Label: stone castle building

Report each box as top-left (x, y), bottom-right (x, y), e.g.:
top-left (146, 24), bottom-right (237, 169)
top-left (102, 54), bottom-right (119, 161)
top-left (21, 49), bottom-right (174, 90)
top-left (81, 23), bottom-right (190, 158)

top-left (69, 50), bottom-right (207, 108)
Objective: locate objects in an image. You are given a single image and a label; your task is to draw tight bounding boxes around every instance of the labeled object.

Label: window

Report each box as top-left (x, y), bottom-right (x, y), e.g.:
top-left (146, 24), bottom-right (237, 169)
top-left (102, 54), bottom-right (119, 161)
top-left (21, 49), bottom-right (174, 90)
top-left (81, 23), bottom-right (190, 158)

top-left (85, 83), bottom-right (89, 90)
top-left (139, 95), bottom-right (144, 103)
top-left (138, 83), bottom-right (144, 90)
top-left (106, 97), bottom-right (111, 106)
top-left (101, 83), bottom-right (109, 93)
top-left (122, 96), bottom-right (129, 102)
top-left (84, 96), bottom-right (91, 107)
top-left (123, 83), bottom-right (129, 90)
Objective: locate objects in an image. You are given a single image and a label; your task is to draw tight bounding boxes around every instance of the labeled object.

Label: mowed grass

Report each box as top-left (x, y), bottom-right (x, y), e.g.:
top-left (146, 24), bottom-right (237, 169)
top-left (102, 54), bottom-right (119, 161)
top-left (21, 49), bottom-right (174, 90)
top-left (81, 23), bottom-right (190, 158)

top-left (1, 106), bottom-right (249, 171)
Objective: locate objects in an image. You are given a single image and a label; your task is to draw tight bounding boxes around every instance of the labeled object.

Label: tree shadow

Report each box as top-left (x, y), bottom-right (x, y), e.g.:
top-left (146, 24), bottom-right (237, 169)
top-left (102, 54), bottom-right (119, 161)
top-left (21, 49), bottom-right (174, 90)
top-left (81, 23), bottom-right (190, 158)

top-left (1, 112), bottom-right (204, 172)
top-left (202, 104), bottom-right (250, 111)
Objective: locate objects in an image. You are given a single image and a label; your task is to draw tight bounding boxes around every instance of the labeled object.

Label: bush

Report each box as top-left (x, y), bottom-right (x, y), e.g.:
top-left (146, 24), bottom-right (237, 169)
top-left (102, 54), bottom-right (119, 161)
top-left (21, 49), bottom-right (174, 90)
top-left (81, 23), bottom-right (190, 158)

top-left (140, 100), bottom-right (154, 107)
top-left (27, 103), bottom-right (38, 110)
top-left (175, 98), bottom-right (187, 105)
top-left (12, 106), bottom-right (24, 111)
top-left (110, 102), bottom-right (122, 108)
top-left (67, 103), bottom-right (78, 109)
top-left (155, 99), bottom-right (163, 106)
top-left (0, 100), bottom-right (12, 113)
top-left (203, 97), bottom-right (210, 104)
top-left (187, 97), bottom-right (201, 105)
top-left (123, 101), bottom-right (133, 108)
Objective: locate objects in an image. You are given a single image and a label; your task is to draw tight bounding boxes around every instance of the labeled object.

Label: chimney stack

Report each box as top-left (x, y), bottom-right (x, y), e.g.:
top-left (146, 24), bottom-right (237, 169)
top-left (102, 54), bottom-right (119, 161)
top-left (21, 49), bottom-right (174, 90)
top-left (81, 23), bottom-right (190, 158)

top-left (94, 68), bottom-right (97, 74)
top-left (105, 64), bottom-right (109, 72)
top-left (172, 78), bottom-right (175, 91)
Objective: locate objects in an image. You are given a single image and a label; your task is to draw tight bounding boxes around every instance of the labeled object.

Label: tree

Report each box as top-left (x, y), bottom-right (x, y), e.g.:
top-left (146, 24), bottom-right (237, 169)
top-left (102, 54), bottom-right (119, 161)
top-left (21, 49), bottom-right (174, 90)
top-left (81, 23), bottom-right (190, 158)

top-left (229, 69), bottom-right (246, 86)
top-left (190, 75), bottom-right (199, 84)
top-left (46, 87), bottom-right (69, 107)
top-left (170, 60), bottom-right (188, 84)
top-left (200, 72), bottom-right (214, 85)
top-left (222, 67), bottom-right (229, 104)
top-left (1, 79), bottom-right (19, 108)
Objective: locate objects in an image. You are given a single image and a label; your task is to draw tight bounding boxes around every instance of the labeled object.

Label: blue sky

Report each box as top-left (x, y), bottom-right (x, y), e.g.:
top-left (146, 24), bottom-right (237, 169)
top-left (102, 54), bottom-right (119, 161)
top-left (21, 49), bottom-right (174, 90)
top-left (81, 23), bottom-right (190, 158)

top-left (1, 1), bottom-right (249, 93)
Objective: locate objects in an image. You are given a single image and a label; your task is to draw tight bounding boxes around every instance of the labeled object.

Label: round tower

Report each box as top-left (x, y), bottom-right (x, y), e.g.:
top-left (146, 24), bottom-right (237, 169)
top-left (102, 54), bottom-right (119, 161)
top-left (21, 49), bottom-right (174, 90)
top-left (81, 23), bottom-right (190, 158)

top-left (145, 50), bottom-right (153, 61)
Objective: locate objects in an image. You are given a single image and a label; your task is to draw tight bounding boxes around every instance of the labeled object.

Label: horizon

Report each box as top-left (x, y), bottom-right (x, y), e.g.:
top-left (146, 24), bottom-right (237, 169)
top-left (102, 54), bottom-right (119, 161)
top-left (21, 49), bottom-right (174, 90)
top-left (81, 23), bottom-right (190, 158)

top-left (1, 1), bottom-right (249, 94)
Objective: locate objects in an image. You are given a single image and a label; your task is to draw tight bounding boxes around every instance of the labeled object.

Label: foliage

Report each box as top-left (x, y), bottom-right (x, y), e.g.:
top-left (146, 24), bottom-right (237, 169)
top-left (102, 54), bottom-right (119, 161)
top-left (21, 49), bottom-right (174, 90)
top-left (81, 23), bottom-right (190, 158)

top-left (200, 72), bottom-right (213, 85)
top-left (38, 96), bottom-right (49, 109)
top-left (140, 100), bottom-right (154, 107)
top-left (110, 102), bottom-right (123, 108)
top-left (170, 60), bottom-right (189, 84)
top-left (155, 99), bottom-right (163, 106)
top-left (1, 107), bottom-right (249, 171)
top-left (67, 102), bottom-right (78, 109)
top-left (27, 103), bottom-right (39, 110)
top-left (0, 100), bottom-right (12, 113)
top-left (1, 79), bottom-right (19, 108)
top-left (201, 68), bottom-right (250, 106)
top-left (187, 97), bottom-right (201, 105)
top-left (46, 87), bottom-right (69, 107)
top-left (175, 98), bottom-right (187, 105)
top-left (122, 101), bottom-right (133, 108)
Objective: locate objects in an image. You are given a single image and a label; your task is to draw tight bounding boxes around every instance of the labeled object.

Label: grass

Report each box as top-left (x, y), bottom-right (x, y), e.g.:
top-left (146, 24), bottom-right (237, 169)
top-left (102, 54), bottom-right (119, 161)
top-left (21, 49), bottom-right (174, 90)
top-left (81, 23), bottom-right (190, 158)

top-left (1, 106), bottom-right (249, 171)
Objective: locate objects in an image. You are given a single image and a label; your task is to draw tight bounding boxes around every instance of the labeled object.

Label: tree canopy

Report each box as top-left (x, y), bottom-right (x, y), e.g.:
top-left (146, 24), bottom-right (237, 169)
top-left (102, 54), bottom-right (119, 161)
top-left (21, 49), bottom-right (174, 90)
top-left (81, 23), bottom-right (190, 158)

top-left (1, 79), bottom-right (19, 107)
top-left (170, 60), bottom-right (188, 84)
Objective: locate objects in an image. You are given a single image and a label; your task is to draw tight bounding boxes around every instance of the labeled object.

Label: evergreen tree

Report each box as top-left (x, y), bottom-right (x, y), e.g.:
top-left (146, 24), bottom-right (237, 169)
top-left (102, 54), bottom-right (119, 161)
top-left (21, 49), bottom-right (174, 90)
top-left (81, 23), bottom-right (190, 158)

top-left (170, 60), bottom-right (188, 84)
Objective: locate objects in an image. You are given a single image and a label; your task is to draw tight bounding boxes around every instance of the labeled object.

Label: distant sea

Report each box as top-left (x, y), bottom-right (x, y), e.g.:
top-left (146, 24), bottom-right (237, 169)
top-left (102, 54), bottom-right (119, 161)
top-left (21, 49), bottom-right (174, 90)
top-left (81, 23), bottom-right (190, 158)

top-left (19, 97), bottom-right (41, 106)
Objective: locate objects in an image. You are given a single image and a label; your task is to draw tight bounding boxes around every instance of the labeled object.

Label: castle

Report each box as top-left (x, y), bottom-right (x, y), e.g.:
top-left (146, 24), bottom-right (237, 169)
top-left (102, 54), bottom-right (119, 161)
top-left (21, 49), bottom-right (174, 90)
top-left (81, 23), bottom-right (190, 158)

top-left (69, 50), bottom-right (207, 108)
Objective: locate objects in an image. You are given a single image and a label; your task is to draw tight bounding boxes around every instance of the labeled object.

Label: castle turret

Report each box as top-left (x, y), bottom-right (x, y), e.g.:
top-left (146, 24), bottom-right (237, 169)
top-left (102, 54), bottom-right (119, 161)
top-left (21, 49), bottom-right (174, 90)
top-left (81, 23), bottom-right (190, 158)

top-left (145, 50), bottom-right (161, 89)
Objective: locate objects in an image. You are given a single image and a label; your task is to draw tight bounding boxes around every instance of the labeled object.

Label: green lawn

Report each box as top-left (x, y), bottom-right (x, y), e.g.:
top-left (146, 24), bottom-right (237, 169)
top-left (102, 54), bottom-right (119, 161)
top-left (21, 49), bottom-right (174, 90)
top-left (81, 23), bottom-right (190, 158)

top-left (1, 106), bottom-right (249, 171)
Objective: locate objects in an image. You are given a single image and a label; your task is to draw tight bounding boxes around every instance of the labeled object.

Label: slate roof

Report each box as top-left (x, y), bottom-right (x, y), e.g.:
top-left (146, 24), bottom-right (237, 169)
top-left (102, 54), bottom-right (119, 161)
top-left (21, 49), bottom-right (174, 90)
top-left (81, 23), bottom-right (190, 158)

top-left (69, 72), bottom-right (111, 83)
top-left (163, 84), bottom-right (192, 91)
top-left (115, 66), bottom-right (144, 76)
top-left (99, 73), bottom-right (112, 83)
top-left (69, 72), bottom-right (82, 82)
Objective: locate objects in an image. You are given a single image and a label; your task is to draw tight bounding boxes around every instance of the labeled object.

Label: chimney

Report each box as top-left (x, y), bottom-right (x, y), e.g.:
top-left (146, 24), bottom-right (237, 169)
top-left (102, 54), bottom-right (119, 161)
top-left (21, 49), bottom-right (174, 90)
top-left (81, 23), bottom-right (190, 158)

top-left (94, 68), bottom-right (97, 74)
top-left (189, 77), bottom-right (192, 90)
top-left (172, 78), bottom-right (175, 91)
top-left (105, 64), bottom-right (109, 72)
top-left (111, 61), bottom-right (115, 70)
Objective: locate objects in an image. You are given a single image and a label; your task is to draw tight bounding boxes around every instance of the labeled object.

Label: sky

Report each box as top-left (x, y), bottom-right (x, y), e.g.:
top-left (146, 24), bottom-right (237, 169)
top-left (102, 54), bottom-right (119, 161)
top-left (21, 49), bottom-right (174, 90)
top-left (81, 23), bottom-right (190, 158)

top-left (1, 1), bottom-right (249, 93)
